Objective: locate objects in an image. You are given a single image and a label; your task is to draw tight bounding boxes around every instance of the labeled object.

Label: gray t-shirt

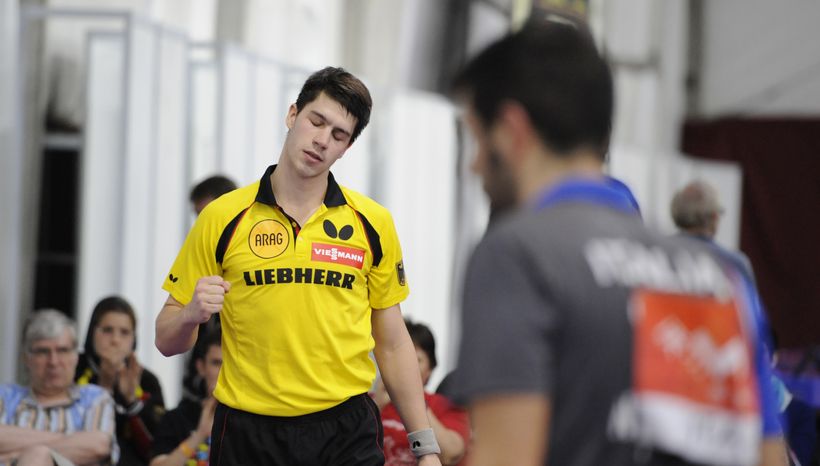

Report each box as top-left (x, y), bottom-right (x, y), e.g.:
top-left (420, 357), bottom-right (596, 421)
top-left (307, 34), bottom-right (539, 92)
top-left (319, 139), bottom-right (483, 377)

top-left (457, 201), bottom-right (761, 466)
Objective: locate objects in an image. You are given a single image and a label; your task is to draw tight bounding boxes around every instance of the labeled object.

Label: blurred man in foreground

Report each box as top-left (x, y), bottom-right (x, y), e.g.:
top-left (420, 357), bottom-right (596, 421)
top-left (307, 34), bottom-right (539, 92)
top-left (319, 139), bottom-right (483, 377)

top-left (453, 19), bottom-right (786, 466)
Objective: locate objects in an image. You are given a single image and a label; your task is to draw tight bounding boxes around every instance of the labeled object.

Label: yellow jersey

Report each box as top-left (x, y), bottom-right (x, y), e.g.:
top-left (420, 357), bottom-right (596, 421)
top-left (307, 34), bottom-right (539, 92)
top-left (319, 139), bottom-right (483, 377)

top-left (163, 165), bottom-right (409, 416)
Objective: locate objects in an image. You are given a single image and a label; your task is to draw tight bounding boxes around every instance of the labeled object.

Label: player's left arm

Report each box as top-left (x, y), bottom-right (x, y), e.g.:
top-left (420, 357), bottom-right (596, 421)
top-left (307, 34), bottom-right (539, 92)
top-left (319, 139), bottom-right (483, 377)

top-left (372, 304), bottom-right (441, 466)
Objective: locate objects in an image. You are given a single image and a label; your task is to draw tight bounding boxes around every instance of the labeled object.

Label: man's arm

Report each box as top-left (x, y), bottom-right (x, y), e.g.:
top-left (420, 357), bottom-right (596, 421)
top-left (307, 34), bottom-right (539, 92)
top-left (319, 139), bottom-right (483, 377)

top-left (47, 431), bottom-right (111, 465)
top-left (758, 437), bottom-right (789, 466)
top-left (0, 427), bottom-right (110, 465)
top-left (371, 305), bottom-right (440, 466)
top-left (155, 277), bottom-right (230, 356)
top-left (468, 394), bottom-right (551, 466)
top-left (0, 425), bottom-right (62, 454)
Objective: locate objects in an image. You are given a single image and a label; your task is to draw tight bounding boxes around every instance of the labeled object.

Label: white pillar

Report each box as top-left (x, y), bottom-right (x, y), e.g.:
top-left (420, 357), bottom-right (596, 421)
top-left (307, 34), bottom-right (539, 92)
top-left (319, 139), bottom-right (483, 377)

top-left (0, 0), bottom-right (23, 382)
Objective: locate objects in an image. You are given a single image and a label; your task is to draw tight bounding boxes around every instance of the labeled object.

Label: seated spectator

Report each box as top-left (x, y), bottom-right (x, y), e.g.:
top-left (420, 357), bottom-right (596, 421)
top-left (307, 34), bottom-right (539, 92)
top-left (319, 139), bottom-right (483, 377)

top-left (434, 369), bottom-right (459, 401)
top-left (150, 329), bottom-right (221, 466)
top-left (373, 320), bottom-right (469, 466)
top-left (0, 309), bottom-right (118, 466)
top-left (75, 297), bottom-right (165, 466)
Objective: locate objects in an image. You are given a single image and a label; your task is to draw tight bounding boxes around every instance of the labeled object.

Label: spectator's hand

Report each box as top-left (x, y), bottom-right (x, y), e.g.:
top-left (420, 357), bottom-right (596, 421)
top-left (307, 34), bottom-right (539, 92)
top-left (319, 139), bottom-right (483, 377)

top-left (196, 396), bottom-right (218, 439)
top-left (117, 353), bottom-right (143, 404)
top-left (418, 453), bottom-right (442, 466)
top-left (187, 276), bottom-right (231, 324)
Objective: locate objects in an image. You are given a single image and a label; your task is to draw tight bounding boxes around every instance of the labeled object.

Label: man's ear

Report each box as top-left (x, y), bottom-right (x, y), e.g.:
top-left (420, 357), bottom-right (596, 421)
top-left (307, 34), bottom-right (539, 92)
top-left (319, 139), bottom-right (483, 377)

top-left (491, 101), bottom-right (537, 166)
top-left (285, 103), bottom-right (298, 130)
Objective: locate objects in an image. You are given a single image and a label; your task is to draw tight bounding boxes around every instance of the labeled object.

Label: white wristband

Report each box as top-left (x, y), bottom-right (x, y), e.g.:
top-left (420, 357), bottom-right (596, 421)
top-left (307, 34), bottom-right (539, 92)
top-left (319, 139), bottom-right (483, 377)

top-left (407, 427), bottom-right (441, 458)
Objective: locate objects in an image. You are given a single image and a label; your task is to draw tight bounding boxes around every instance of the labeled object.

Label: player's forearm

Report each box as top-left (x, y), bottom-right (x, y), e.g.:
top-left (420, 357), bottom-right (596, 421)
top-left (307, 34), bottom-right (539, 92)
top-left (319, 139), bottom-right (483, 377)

top-left (469, 394), bottom-right (550, 466)
top-left (0, 425), bottom-right (62, 453)
top-left (155, 301), bottom-right (199, 356)
top-left (47, 431), bottom-right (111, 465)
top-left (374, 339), bottom-right (431, 433)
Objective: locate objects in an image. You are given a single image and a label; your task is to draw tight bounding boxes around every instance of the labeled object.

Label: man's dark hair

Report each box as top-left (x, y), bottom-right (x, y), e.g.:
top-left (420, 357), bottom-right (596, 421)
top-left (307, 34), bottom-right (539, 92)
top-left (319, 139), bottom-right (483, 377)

top-left (295, 66), bottom-right (373, 144)
top-left (189, 175), bottom-right (237, 203)
top-left (405, 319), bottom-right (437, 370)
top-left (453, 20), bottom-right (613, 158)
top-left (193, 327), bottom-right (222, 362)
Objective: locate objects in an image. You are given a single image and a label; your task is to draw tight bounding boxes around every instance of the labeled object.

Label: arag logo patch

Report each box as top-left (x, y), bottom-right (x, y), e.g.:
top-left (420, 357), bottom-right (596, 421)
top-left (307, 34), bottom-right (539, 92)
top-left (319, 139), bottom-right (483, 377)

top-left (312, 242), bottom-right (365, 269)
top-left (249, 219), bottom-right (289, 259)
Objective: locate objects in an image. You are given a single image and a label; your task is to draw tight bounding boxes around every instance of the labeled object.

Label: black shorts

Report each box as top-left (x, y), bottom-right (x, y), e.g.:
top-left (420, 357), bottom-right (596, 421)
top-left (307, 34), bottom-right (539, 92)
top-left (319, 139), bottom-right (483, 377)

top-left (210, 394), bottom-right (384, 466)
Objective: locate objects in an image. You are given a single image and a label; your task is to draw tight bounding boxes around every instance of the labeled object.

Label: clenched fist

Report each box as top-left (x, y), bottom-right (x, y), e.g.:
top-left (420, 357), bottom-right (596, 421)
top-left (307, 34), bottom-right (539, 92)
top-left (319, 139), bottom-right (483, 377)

top-left (186, 276), bottom-right (231, 324)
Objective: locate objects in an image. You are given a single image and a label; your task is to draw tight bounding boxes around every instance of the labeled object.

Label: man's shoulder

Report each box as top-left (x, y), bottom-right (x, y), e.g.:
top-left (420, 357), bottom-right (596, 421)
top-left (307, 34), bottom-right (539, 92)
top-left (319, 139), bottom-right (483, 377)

top-left (339, 186), bottom-right (392, 222)
top-left (673, 233), bottom-right (755, 280)
top-left (474, 206), bottom-right (571, 256)
top-left (0, 383), bottom-right (28, 404)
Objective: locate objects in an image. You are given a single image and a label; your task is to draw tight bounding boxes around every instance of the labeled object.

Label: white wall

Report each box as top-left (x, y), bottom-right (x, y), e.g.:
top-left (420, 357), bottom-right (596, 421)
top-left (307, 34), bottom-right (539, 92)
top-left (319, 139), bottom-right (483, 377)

top-left (379, 91), bottom-right (459, 388)
top-left (0, 0), bottom-right (23, 382)
top-left (77, 19), bottom-right (190, 405)
top-left (602, 0), bottom-right (689, 154)
top-left (608, 147), bottom-right (743, 250)
top-left (243, 0), bottom-right (343, 69)
top-left (595, 0), bottom-right (747, 246)
top-left (697, 0), bottom-right (820, 117)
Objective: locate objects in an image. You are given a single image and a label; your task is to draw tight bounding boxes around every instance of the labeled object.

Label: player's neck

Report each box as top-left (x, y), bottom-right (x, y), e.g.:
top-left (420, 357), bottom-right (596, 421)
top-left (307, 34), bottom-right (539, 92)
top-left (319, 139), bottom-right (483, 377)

top-left (270, 164), bottom-right (327, 224)
top-left (519, 149), bottom-right (604, 204)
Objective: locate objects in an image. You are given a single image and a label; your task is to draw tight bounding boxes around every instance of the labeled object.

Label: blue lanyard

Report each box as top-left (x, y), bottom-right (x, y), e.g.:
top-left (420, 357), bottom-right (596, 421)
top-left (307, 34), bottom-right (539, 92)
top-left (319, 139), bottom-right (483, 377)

top-left (534, 177), bottom-right (641, 216)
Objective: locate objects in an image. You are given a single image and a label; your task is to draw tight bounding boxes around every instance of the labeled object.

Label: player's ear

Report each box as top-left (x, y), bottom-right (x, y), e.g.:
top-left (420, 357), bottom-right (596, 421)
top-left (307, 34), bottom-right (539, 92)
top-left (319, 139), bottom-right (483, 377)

top-left (491, 100), bottom-right (535, 165)
top-left (286, 103), bottom-right (298, 130)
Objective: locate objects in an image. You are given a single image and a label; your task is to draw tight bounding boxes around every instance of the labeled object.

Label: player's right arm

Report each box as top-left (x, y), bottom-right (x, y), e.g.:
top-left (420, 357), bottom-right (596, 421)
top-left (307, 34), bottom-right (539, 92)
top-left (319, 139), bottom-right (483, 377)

top-left (469, 394), bottom-right (550, 466)
top-left (757, 438), bottom-right (789, 466)
top-left (155, 276), bottom-right (230, 356)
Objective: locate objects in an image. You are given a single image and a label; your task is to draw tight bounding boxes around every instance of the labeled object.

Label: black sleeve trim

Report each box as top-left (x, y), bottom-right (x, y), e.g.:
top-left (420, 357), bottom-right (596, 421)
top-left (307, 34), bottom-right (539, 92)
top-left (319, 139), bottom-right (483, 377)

top-left (355, 211), bottom-right (383, 268)
top-left (215, 208), bottom-right (250, 264)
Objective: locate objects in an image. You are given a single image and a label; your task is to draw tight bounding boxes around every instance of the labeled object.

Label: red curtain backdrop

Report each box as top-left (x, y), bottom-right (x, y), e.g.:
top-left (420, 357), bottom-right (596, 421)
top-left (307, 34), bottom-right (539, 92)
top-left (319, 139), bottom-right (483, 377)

top-left (682, 118), bottom-right (820, 348)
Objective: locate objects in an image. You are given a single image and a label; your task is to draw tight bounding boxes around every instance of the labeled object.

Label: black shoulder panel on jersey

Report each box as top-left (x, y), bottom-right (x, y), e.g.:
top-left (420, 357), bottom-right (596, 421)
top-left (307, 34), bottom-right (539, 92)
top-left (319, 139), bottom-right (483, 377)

top-left (215, 207), bottom-right (250, 264)
top-left (355, 211), bottom-right (383, 268)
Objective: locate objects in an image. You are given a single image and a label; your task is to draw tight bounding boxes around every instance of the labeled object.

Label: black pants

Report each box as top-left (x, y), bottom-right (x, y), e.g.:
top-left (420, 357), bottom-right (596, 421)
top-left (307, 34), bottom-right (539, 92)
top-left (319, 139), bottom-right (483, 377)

top-left (210, 394), bottom-right (384, 466)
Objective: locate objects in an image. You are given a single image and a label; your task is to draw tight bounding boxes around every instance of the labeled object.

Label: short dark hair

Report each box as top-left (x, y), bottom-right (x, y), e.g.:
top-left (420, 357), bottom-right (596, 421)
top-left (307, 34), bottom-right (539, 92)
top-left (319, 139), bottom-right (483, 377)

top-left (190, 175), bottom-right (237, 203)
top-left (295, 67), bottom-right (372, 144)
top-left (453, 20), bottom-right (613, 158)
top-left (405, 319), bottom-right (437, 370)
top-left (193, 327), bottom-right (222, 362)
